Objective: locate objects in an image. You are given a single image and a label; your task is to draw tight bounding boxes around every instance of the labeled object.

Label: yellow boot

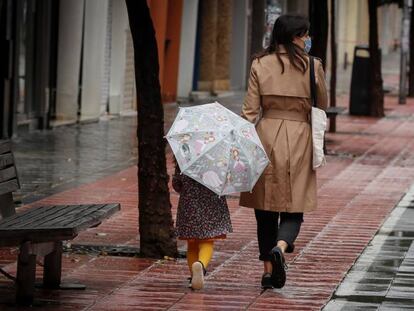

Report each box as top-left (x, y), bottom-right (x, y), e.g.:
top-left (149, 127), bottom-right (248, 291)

top-left (191, 240), bottom-right (213, 290)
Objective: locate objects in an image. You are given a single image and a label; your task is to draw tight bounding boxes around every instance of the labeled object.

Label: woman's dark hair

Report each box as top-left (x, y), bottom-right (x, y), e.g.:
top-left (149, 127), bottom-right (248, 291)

top-left (255, 15), bottom-right (310, 74)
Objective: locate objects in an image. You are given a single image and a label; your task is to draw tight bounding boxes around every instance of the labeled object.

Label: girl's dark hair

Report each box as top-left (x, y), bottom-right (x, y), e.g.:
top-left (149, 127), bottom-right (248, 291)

top-left (255, 15), bottom-right (310, 74)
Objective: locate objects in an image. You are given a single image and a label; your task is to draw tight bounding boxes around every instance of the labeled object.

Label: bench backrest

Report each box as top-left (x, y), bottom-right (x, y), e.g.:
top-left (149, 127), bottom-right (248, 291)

top-left (0, 140), bottom-right (20, 219)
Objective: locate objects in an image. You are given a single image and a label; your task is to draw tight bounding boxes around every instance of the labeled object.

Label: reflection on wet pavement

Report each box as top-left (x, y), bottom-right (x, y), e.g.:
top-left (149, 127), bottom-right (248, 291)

top-left (12, 117), bottom-right (139, 204)
top-left (11, 93), bottom-right (245, 205)
top-left (323, 185), bottom-right (414, 310)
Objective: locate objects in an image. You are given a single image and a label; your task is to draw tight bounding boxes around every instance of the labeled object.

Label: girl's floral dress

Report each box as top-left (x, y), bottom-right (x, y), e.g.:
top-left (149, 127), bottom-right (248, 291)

top-left (173, 167), bottom-right (233, 240)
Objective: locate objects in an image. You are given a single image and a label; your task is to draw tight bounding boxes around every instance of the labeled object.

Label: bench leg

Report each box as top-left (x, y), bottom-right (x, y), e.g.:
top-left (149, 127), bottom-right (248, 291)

top-left (0, 193), bottom-right (15, 218)
top-left (16, 242), bottom-right (36, 305)
top-left (329, 116), bottom-right (336, 133)
top-left (43, 241), bottom-right (62, 289)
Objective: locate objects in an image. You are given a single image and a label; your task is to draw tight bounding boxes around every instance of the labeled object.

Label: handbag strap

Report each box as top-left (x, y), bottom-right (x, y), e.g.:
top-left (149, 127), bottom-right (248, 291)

top-left (309, 56), bottom-right (317, 108)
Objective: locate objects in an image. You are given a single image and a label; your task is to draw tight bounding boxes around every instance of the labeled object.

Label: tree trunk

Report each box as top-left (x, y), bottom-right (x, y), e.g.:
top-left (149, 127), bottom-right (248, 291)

top-left (309, 0), bottom-right (329, 68)
top-left (329, 0), bottom-right (337, 132)
top-left (409, 0), bottom-right (414, 96)
top-left (125, 0), bottom-right (177, 258)
top-left (368, 0), bottom-right (384, 117)
top-left (249, 0), bottom-right (266, 58)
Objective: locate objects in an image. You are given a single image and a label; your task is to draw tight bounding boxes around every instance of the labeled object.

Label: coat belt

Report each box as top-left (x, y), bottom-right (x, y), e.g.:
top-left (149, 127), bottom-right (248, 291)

top-left (262, 110), bottom-right (308, 122)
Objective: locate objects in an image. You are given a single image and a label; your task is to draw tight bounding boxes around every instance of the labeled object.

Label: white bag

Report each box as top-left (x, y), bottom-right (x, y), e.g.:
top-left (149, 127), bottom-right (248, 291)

top-left (309, 57), bottom-right (327, 170)
top-left (311, 107), bottom-right (327, 169)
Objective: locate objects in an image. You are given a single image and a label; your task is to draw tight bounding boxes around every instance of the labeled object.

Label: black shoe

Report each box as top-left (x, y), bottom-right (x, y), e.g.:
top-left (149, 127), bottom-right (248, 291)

top-left (261, 272), bottom-right (273, 289)
top-left (270, 246), bottom-right (286, 288)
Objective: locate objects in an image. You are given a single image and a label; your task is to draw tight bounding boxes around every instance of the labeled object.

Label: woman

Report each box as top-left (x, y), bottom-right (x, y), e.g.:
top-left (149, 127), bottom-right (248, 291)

top-left (239, 15), bottom-right (327, 289)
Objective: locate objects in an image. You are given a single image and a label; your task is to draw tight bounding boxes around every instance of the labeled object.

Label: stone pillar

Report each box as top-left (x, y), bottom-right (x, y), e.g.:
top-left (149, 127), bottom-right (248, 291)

top-left (177, 0), bottom-right (199, 99)
top-left (80, 0), bottom-right (109, 122)
top-left (230, 0), bottom-right (248, 90)
top-left (214, 0), bottom-right (232, 91)
top-left (337, 0), bottom-right (359, 66)
top-left (109, 0), bottom-right (129, 114)
top-left (356, 0), bottom-right (369, 46)
top-left (55, 0), bottom-right (84, 122)
top-left (122, 30), bottom-right (137, 113)
top-left (197, 0), bottom-right (232, 93)
top-left (198, 0), bottom-right (218, 92)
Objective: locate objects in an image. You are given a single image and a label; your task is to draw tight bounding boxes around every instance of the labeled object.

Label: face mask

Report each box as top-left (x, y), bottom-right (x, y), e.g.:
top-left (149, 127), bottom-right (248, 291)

top-left (303, 37), bottom-right (312, 53)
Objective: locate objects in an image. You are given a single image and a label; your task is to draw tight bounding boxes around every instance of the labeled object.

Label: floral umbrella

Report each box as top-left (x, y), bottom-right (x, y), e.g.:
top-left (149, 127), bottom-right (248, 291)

top-left (166, 102), bottom-right (269, 196)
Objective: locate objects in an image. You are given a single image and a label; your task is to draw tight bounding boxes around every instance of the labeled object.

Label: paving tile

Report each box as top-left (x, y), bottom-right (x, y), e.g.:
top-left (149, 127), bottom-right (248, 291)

top-left (379, 301), bottom-right (414, 310)
top-left (324, 299), bottom-right (379, 311)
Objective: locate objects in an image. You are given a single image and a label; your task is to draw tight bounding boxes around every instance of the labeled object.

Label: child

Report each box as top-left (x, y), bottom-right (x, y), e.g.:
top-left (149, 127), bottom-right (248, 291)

top-left (172, 162), bottom-right (233, 290)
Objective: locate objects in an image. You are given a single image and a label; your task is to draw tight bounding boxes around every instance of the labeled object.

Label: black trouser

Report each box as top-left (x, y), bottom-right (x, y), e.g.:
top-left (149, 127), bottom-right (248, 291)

top-left (254, 209), bottom-right (303, 261)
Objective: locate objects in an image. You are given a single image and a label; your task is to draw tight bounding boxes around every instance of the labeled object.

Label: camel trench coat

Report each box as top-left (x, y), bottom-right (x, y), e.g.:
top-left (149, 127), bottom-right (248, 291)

top-left (239, 51), bottom-right (328, 213)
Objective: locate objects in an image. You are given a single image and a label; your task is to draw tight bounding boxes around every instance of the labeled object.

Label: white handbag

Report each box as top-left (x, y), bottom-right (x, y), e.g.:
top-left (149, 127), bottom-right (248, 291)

top-left (310, 57), bottom-right (327, 170)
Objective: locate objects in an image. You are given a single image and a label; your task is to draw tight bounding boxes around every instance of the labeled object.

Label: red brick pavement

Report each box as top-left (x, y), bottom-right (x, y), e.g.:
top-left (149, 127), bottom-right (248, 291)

top-left (1, 96), bottom-right (414, 310)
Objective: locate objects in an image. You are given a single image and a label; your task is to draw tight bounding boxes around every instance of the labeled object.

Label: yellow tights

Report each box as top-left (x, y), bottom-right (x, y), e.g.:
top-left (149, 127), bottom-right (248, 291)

top-left (187, 240), bottom-right (214, 272)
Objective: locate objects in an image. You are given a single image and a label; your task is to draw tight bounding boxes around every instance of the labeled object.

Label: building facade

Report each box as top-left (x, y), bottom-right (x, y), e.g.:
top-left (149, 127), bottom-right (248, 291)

top-left (0, 0), bottom-right (404, 139)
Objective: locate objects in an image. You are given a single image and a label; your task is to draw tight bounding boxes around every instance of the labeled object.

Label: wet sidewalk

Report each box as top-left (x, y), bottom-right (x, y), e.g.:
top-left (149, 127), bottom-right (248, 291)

top-left (324, 185), bottom-right (414, 310)
top-left (1, 94), bottom-right (414, 310)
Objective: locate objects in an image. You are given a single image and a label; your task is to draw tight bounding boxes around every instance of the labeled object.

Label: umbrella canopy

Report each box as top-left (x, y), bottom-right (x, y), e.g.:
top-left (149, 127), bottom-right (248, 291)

top-left (166, 102), bottom-right (269, 196)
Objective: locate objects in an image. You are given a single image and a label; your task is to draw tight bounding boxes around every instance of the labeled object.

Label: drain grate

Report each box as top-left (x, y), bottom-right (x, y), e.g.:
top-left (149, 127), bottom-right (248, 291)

top-left (326, 151), bottom-right (357, 158)
top-left (63, 243), bottom-right (186, 258)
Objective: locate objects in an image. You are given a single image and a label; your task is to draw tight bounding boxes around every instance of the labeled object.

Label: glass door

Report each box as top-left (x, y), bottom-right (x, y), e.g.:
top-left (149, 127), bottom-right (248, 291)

top-left (14, 0), bottom-right (35, 126)
top-left (14, 0), bottom-right (58, 132)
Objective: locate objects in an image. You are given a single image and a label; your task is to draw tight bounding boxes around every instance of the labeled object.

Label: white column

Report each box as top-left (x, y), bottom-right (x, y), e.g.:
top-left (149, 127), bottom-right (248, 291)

top-left (337, 0), bottom-right (352, 66)
top-left (177, 0), bottom-right (199, 100)
top-left (379, 5), bottom-right (392, 55)
top-left (108, 0), bottom-right (128, 114)
top-left (100, 1), bottom-right (112, 115)
top-left (55, 0), bottom-right (84, 122)
top-left (230, 0), bottom-right (248, 90)
top-left (80, 0), bottom-right (109, 122)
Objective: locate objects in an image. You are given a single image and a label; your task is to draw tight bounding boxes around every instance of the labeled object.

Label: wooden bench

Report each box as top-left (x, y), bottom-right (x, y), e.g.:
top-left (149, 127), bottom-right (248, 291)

top-left (0, 140), bottom-right (120, 305)
top-left (326, 106), bottom-right (346, 133)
